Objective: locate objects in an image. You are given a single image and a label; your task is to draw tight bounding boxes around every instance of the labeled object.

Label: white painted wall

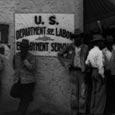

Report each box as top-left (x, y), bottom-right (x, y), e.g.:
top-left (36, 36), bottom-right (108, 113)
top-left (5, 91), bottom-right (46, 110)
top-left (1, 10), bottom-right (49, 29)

top-left (0, 0), bottom-right (83, 114)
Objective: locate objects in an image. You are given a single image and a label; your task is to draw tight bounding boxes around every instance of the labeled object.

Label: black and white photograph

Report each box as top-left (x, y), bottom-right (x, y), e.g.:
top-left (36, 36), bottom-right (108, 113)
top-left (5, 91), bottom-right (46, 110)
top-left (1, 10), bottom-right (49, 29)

top-left (0, 0), bottom-right (114, 115)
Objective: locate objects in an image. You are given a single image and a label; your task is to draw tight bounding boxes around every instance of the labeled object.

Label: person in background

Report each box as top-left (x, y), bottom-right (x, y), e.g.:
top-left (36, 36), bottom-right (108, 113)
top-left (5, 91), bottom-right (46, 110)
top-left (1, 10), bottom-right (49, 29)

top-left (109, 38), bottom-right (115, 114)
top-left (0, 47), bottom-right (4, 98)
top-left (85, 34), bottom-right (106, 115)
top-left (83, 33), bottom-right (93, 115)
top-left (102, 34), bottom-right (113, 114)
top-left (58, 33), bottom-right (89, 115)
top-left (13, 39), bottom-right (36, 115)
top-left (0, 47), bottom-right (4, 73)
top-left (110, 39), bottom-right (115, 80)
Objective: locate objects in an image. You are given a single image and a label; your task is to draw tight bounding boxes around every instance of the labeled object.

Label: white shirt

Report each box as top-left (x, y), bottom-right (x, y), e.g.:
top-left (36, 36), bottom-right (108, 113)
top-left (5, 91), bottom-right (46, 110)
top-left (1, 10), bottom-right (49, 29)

top-left (74, 46), bottom-right (81, 68)
top-left (102, 47), bottom-right (112, 70)
top-left (110, 49), bottom-right (115, 75)
top-left (103, 47), bottom-right (112, 62)
top-left (85, 46), bottom-right (105, 78)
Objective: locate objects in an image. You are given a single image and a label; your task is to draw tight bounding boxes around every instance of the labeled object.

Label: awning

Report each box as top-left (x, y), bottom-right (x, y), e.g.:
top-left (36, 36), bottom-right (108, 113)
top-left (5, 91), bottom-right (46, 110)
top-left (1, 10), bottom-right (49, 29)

top-left (84, 0), bottom-right (115, 23)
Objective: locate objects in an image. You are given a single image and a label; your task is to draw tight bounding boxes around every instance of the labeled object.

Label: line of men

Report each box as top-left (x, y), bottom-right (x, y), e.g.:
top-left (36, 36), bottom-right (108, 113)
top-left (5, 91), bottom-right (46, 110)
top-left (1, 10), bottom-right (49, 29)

top-left (58, 32), bottom-right (115, 115)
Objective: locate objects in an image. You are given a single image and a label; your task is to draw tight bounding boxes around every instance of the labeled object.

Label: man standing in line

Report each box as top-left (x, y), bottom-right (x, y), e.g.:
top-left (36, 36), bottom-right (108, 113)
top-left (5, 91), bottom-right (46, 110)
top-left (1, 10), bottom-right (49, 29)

top-left (102, 34), bottom-right (113, 114)
top-left (85, 34), bottom-right (106, 115)
top-left (109, 38), bottom-right (115, 114)
top-left (58, 33), bottom-right (89, 115)
top-left (13, 39), bottom-right (36, 115)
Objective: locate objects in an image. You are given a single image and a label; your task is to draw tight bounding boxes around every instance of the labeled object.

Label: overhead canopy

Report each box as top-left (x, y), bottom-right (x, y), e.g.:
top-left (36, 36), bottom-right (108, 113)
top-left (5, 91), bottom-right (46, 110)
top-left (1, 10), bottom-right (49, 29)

top-left (84, 0), bottom-right (115, 23)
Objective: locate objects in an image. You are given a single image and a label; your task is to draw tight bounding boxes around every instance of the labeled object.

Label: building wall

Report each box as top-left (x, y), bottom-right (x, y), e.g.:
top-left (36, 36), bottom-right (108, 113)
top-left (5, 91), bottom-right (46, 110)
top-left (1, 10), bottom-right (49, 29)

top-left (0, 0), bottom-right (83, 114)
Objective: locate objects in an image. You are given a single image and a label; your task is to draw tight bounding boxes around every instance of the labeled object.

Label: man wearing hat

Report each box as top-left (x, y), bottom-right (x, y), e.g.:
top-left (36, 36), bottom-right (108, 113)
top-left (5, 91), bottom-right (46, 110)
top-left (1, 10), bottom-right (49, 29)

top-left (13, 39), bottom-right (36, 115)
top-left (58, 32), bottom-right (89, 115)
top-left (103, 34), bottom-right (115, 114)
top-left (85, 34), bottom-right (106, 115)
top-left (107, 37), bottom-right (115, 114)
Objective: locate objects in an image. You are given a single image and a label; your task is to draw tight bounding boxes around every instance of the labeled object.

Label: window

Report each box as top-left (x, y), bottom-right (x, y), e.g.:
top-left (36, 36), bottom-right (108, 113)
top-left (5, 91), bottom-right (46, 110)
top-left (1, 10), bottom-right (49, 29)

top-left (0, 24), bottom-right (9, 43)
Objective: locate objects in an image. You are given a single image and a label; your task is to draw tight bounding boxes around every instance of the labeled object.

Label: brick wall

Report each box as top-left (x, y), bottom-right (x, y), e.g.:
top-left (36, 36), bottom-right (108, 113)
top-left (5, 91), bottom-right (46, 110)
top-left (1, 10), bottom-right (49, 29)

top-left (0, 0), bottom-right (83, 114)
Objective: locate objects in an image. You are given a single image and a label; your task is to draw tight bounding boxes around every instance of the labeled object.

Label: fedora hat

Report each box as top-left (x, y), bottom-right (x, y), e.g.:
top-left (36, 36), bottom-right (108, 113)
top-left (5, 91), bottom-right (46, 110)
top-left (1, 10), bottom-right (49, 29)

top-left (91, 34), bottom-right (105, 42)
top-left (71, 28), bottom-right (84, 39)
top-left (20, 39), bottom-right (30, 47)
top-left (71, 33), bottom-right (84, 39)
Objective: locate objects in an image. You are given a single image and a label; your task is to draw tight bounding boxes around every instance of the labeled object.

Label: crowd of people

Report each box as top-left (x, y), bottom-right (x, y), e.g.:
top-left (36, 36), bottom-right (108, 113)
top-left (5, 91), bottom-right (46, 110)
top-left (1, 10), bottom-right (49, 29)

top-left (58, 29), bottom-right (115, 115)
top-left (0, 28), bottom-right (114, 115)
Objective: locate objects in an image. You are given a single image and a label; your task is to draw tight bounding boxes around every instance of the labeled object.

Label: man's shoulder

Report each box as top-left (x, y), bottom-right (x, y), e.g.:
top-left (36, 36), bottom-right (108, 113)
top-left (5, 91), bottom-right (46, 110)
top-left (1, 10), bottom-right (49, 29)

top-left (27, 52), bottom-right (36, 60)
top-left (81, 44), bottom-right (89, 52)
top-left (67, 43), bottom-right (75, 49)
top-left (89, 47), bottom-right (95, 52)
top-left (88, 47), bottom-right (98, 55)
top-left (81, 44), bottom-right (88, 48)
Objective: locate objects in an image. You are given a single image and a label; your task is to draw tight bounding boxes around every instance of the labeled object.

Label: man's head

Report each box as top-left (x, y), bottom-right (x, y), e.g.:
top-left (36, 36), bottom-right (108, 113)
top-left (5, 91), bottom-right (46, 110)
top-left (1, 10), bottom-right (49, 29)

top-left (71, 33), bottom-right (82, 47)
top-left (74, 38), bottom-right (82, 47)
top-left (91, 34), bottom-right (105, 50)
top-left (20, 39), bottom-right (30, 52)
top-left (105, 35), bottom-right (113, 51)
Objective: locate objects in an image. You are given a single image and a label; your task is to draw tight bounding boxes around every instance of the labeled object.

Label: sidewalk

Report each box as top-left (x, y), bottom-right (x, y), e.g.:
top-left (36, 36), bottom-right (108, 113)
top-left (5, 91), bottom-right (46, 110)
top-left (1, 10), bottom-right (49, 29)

top-left (0, 111), bottom-right (40, 115)
top-left (0, 111), bottom-right (57, 115)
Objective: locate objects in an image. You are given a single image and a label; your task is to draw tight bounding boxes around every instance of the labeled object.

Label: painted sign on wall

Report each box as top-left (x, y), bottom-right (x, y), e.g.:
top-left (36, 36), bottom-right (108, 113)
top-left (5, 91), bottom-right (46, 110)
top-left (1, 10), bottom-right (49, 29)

top-left (15, 13), bottom-right (74, 56)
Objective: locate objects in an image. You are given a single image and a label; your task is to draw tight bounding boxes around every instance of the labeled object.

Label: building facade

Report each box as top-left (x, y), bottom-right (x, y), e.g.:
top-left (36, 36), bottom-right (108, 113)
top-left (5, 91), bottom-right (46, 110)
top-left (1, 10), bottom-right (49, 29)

top-left (0, 0), bottom-right (83, 114)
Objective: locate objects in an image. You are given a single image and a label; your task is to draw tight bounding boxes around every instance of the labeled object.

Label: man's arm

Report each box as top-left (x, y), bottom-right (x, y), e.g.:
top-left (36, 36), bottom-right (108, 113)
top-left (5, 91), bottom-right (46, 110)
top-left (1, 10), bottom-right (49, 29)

top-left (97, 51), bottom-right (105, 78)
top-left (81, 45), bottom-right (89, 72)
top-left (57, 44), bottom-right (73, 66)
top-left (85, 51), bottom-right (91, 66)
top-left (23, 55), bottom-right (36, 71)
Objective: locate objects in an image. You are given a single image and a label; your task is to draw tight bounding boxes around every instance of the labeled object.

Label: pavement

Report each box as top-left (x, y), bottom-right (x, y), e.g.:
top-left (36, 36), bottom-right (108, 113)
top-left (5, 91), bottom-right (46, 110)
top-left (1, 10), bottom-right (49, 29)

top-left (0, 111), bottom-right (59, 115)
top-left (0, 111), bottom-right (41, 115)
top-left (1, 111), bottom-right (115, 115)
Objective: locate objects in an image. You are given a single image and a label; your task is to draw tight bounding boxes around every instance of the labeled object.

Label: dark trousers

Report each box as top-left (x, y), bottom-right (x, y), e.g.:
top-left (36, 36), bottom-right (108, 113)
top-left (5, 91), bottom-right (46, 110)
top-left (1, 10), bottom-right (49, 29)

top-left (17, 83), bottom-right (35, 115)
top-left (85, 70), bottom-right (92, 114)
top-left (90, 69), bottom-right (106, 115)
top-left (105, 70), bottom-right (115, 114)
top-left (71, 69), bottom-right (87, 114)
